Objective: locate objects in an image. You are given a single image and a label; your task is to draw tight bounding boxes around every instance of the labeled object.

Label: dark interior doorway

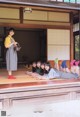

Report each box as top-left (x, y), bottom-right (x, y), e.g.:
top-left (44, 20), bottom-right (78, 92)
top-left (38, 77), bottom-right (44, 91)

top-left (0, 27), bottom-right (47, 68)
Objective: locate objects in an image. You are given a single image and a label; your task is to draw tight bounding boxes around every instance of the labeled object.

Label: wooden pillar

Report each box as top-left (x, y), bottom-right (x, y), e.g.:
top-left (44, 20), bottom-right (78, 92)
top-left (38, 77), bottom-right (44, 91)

top-left (20, 7), bottom-right (23, 24)
top-left (79, 10), bottom-right (80, 61)
top-left (70, 12), bottom-right (74, 61)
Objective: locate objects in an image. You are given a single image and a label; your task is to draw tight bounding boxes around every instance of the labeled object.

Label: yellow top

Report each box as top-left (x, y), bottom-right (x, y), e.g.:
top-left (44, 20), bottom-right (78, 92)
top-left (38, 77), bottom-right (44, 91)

top-left (4, 35), bottom-right (15, 48)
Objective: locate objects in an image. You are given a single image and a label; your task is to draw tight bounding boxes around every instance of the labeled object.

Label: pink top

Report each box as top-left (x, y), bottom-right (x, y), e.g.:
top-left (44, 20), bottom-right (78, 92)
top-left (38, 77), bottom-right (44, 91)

top-left (75, 61), bottom-right (80, 66)
top-left (70, 60), bottom-right (76, 66)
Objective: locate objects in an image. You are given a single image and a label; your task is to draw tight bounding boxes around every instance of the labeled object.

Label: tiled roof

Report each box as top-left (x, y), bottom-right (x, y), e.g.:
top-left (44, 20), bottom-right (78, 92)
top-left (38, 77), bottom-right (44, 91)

top-left (0, 0), bottom-right (80, 10)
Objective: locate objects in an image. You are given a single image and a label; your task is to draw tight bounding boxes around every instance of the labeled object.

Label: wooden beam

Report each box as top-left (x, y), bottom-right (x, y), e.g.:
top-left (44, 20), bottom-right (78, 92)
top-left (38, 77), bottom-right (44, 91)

top-left (0, 3), bottom-right (78, 14)
top-left (0, 23), bottom-right (70, 29)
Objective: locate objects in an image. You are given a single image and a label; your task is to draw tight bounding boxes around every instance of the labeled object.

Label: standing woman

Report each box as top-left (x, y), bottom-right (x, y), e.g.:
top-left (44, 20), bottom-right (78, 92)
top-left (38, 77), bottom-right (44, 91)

top-left (4, 28), bottom-right (18, 79)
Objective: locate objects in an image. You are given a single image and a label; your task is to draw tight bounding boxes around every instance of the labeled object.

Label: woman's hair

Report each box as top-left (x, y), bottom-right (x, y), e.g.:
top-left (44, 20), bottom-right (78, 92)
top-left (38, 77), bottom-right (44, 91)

top-left (74, 60), bottom-right (80, 66)
top-left (44, 62), bottom-right (51, 74)
top-left (45, 62), bottom-right (51, 68)
top-left (37, 61), bottom-right (41, 63)
top-left (8, 28), bottom-right (15, 32)
top-left (41, 62), bottom-right (45, 66)
top-left (40, 63), bottom-right (45, 69)
top-left (32, 62), bottom-right (36, 64)
top-left (32, 62), bottom-right (36, 68)
top-left (36, 61), bottom-right (41, 66)
top-left (39, 63), bottom-right (45, 75)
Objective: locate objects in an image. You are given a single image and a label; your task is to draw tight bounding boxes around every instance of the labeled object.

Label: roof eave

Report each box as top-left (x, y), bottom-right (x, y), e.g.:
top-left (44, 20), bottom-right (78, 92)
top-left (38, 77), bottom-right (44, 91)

top-left (0, 1), bottom-right (80, 10)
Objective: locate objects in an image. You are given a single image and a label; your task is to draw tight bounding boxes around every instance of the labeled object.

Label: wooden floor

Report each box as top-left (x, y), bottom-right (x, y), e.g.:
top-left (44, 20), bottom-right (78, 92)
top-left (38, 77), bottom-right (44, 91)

top-left (0, 68), bottom-right (80, 89)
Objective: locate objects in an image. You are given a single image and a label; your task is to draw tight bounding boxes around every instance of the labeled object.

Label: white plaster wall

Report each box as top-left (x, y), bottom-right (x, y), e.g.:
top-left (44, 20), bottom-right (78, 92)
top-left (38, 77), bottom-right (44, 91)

top-left (47, 29), bottom-right (70, 60)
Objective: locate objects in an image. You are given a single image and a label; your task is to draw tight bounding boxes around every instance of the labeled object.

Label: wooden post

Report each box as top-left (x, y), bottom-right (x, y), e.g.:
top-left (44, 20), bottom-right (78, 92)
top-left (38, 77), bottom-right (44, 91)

top-left (70, 12), bottom-right (74, 61)
top-left (20, 7), bottom-right (23, 24)
top-left (79, 10), bottom-right (80, 61)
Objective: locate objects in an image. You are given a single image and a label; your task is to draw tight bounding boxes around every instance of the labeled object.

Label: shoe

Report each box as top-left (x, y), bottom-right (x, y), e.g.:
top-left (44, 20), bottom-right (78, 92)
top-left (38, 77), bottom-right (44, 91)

top-left (8, 75), bottom-right (16, 79)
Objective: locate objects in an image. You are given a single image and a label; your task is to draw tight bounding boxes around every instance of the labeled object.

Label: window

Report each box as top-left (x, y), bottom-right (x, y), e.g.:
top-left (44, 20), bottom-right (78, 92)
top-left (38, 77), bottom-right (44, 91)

top-left (50, 0), bottom-right (80, 4)
top-left (77, 0), bottom-right (80, 4)
top-left (70, 0), bottom-right (76, 3)
top-left (64, 0), bottom-right (75, 3)
top-left (73, 23), bottom-right (79, 32)
top-left (57, 0), bottom-right (63, 2)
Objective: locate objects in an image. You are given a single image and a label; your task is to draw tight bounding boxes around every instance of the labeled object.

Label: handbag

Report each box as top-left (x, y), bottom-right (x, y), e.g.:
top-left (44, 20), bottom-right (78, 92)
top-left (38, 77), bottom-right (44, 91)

top-left (14, 43), bottom-right (21, 51)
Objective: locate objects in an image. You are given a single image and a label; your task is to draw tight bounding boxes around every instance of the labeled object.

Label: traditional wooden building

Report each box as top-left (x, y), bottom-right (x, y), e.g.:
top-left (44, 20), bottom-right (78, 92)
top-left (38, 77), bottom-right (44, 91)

top-left (0, 0), bottom-right (80, 67)
top-left (0, 0), bottom-right (80, 116)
